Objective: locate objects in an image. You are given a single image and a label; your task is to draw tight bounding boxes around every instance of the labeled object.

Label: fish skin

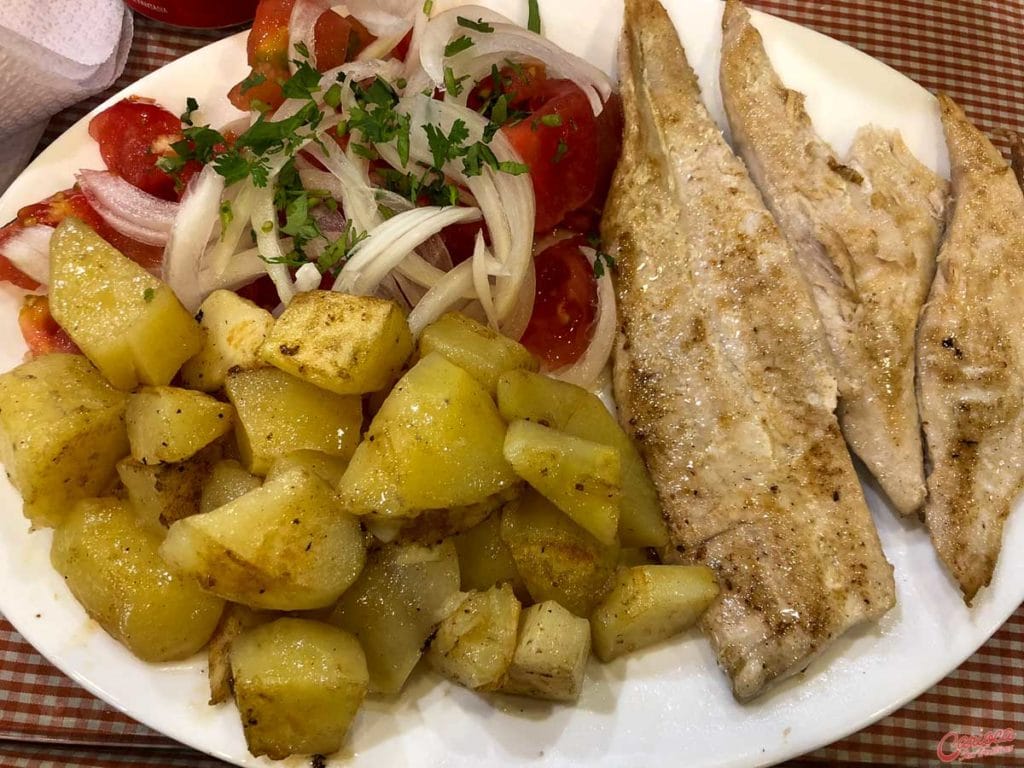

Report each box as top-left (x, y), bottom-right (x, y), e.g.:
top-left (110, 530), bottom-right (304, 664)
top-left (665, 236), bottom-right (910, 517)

top-left (719, 0), bottom-right (948, 516)
top-left (917, 95), bottom-right (1024, 604)
top-left (602, 0), bottom-right (895, 701)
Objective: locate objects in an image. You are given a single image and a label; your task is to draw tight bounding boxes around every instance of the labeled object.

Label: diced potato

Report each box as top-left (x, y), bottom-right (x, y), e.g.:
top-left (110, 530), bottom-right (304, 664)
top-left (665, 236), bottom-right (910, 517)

top-left (419, 312), bottom-right (539, 394)
top-left (51, 498), bottom-right (224, 661)
top-left (179, 290), bottom-right (274, 392)
top-left (207, 603), bottom-right (273, 705)
top-left (160, 465), bottom-right (365, 610)
top-left (338, 353), bottom-right (518, 519)
top-left (266, 450), bottom-right (349, 487)
top-left (497, 370), bottom-right (669, 547)
top-left (502, 601), bottom-right (590, 702)
top-left (261, 291), bottom-right (413, 395)
top-left (117, 446), bottom-right (219, 529)
top-left (231, 618), bottom-right (368, 759)
top-left (48, 218), bottom-right (202, 390)
top-left (500, 490), bottom-right (618, 617)
top-left (225, 367), bottom-right (362, 475)
top-left (392, 488), bottom-right (520, 544)
top-left (618, 547), bottom-right (659, 567)
top-left (125, 386), bottom-right (233, 464)
top-left (453, 513), bottom-right (527, 597)
top-left (428, 584), bottom-right (520, 691)
top-left (503, 420), bottom-right (621, 546)
top-left (590, 565), bottom-right (719, 662)
top-left (328, 540), bottom-right (460, 694)
top-left (0, 354), bottom-right (128, 527)
top-left (200, 459), bottom-right (261, 514)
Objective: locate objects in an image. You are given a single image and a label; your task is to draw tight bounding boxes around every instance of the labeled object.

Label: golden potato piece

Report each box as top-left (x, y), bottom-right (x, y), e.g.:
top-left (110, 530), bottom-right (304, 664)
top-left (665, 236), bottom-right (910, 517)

top-left (200, 459), bottom-right (261, 514)
top-left (418, 312), bottom-right (538, 394)
top-left (225, 367), bottom-right (362, 475)
top-left (502, 601), bottom-right (591, 702)
top-left (497, 370), bottom-right (669, 548)
top-left (452, 513), bottom-right (527, 597)
top-left (116, 450), bottom-right (217, 529)
top-left (160, 465), bottom-right (365, 610)
top-left (338, 353), bottom-right (518, 519)
top-left (231, 618), bottom-right (368, 760)
top-left (590, 565), bottom-right (719, 662)
top-left (179, 289), bottom-right (274, 392)
top-left (261, 291), bottom-right (413, 395)
top-left (504, 419), bottom-right (621, 546)
top-left (428, 584), bottom-right (520, 691)
top-left (0, 354), bottom-right (128, 528)
top-left (501, 490), bottom-right (618, 617)
top-left (265, 449), bottom-right (349, 487)
top-left (48, 218), bottom-right (201, 390)
top-left (51, 498), bottom-right (224, 661)
top-left (328, 540), bottom-right (460, 694)
top-left (207, 603), bottom-right (274, 705)
top-left (126, 386), bottom-right (233, 464)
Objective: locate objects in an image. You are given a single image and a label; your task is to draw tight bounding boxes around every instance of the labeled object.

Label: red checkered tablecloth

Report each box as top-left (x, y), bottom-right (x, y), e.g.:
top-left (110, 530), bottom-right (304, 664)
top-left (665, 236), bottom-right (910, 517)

top-left (4, 2), bottom-right (1024, 767)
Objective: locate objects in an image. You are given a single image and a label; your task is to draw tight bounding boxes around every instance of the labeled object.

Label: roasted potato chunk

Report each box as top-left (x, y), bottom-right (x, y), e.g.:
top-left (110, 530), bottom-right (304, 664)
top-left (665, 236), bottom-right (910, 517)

top-left (117, 450), bottom-right (217, 529)
top-left (328, 540), bottom-right (460, 693)
top-left (0, 354), bottom-right (128, 527)
top-left (453, 513), bottom-right (527, 597)
top-left (261, 291), bottom-right (413, 395)
top-left (48, 218), bottom-right (202, 390)
top-left (51, 498), bottom-right (224, 661)
top-left (428, 584), bottom-right (521, 691)
top-left (590, 565), bottom-right (719, 662)
top-left (179, 290), bottom-right (274, 392)
top-left (504, 420), bottom-right (621, 546)
top-left (497, 370), bottom-right (669, 547)
top-left (207, 603), bottom-right (273, 705)
top-left (126, 386), bottom-right (233, 464)
top-left (418, 312), bottom-right (539, 394)
top-left (338, 353), bottom-right (519, 519)
top-left (501, 490), bottom-right (618, 617)
top-left (160, 465), bottom-right (365, 610)
top-left (225, 367), bottom-right (361, 475)
top-left (265, 449), bottom-right (349, 487)
top-left (231, 618), bottom-right (368, 759)
top-left (502, 601), bottom-right (590, 702)
top-left (200, 459), bottom-right (261, 514)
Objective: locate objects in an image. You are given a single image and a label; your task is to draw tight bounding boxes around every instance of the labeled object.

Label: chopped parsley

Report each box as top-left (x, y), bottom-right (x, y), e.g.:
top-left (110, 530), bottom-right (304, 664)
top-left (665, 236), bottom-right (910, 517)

top-left (527, 0), bottom-right (542, 34)
top-left (445, 35), bottom-right (474, 57)
top-left (553, 138), bottom-right (569, 163)
top-left (593, 249), bottom-right (616, 278)
top-left (538, 113), bottom-right (562, 127)
top-left (422, 0), bottom-right (433, 13)
top-left (457, 16), bottom-right (494, 33)
top-left (218, 200), bottom-right (233, 237)
top-left (443, 66), bottom-right (470, 97)
top-left (142, 287), bottom-right (155, 303)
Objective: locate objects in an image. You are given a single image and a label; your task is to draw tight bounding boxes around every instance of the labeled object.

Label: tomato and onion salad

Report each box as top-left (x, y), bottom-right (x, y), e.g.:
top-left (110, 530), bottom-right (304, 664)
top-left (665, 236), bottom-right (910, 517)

top-left (0, 0), bottom-right (622, 379)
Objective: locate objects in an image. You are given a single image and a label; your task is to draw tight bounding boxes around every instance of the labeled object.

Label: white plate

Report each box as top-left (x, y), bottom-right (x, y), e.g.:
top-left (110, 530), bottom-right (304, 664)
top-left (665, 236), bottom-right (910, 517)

top-left (0, 2), bottom-right (1020, 767)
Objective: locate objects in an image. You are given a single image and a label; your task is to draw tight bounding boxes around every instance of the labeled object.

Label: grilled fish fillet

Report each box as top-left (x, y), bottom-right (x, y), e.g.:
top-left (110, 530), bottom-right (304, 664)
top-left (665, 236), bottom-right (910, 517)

top-left (602, 0), bottom-right (895, 701)
top-left (719, 0), bottom-right (948, 515)
top-left (917, 96), bottom-right (1024, 604)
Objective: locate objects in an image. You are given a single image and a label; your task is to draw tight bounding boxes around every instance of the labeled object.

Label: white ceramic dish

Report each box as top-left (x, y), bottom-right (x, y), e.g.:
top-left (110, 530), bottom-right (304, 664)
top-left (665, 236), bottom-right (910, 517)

top-left (0, 1), bottom-right (1020, 767)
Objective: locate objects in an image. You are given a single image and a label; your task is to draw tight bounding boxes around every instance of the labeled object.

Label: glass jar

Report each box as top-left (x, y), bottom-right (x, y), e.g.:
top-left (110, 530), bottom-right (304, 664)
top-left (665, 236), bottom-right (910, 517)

top-left (124, 0), bottom-right (259, 29)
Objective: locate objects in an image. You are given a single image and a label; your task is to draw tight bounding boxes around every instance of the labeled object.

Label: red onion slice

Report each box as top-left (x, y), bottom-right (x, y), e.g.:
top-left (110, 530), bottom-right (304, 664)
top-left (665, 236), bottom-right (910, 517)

top-left (77, 170), bottom-right (179, 246)
top-left (1, 224), bottom-right (54, 286)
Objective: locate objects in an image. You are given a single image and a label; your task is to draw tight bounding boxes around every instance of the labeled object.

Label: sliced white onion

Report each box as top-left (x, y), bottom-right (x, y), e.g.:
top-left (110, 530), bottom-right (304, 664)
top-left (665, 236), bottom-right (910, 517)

top-left (407, 259), bottom-right (474, 336)
top-left (304, 141), bottom-right (381, 233)
top-left (163, 165), bottom-right (225, 312)
top-left (550, 247), bottom-right (617, 388)
top-left (250, 184), bottom-right (296, 306)
top-left (1, 224), bottom-right (53, 285)
top-left (346, 0), bottom-right (417, 37)
top-left (419, 6), bottom-right (612, 114)
top-left (403, 1), bottom-right (431, 79)
top-left (358, 31), bottom-right (410, 62)
top-left (336, 205), bottom-right (482, 295)
top-left (206, 180), bottom-right (257, 277)
top-left (77, 170), bottom-right (179, 246)
top-left (471, 231), bottom-right (498, 328)
top-left (500, 257), bottom-right (535, 341)
top-left (210, 240), bottom-right (293, 291)
top-left (293, 262), bottom-right (323, 293)
top-left (289, 0), bottom-right (333, 71)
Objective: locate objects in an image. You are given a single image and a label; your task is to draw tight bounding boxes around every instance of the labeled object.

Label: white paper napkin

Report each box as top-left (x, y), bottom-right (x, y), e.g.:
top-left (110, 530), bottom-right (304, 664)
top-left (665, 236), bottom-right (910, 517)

top-left (0, 0), bottom-right (134, 192)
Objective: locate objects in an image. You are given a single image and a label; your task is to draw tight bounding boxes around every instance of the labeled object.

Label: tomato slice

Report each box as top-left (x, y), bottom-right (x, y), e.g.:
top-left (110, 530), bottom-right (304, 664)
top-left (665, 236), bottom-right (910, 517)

top-left (18, 295), bottom-right (79, 357)
top-left (229, 0), bottom-right (295, 111)
top-left (519, 238), bottom-right (598, 368)
top-left (502, 80), bottom-right (599, 233)
top-left (314, 12), bottom-right (376, 71)
top-left (88, 98), bottom-right (184, 201)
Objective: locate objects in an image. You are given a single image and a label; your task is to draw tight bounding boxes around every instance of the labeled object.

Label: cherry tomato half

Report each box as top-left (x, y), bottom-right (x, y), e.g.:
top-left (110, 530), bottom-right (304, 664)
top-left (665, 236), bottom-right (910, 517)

top-left (519, 238), bottom-right (598, 368)
top-left (88, 98), bottom-right (185, 201)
